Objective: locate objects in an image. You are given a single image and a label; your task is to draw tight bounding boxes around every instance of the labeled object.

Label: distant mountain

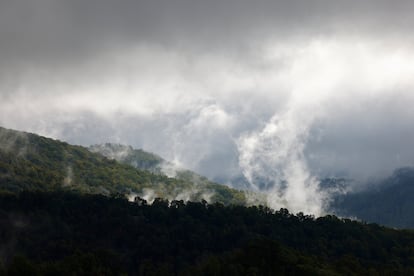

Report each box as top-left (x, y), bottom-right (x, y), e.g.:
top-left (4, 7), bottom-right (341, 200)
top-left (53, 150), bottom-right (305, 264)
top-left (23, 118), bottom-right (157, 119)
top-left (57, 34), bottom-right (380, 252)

top-left (89, 143), bottom-right (164, 173)
top-left (0, 126), bottom-right (248, 205)
top-left (331, 167), bottom-right (414, 228)
top-left (89, 143), bottom-right (213, 185)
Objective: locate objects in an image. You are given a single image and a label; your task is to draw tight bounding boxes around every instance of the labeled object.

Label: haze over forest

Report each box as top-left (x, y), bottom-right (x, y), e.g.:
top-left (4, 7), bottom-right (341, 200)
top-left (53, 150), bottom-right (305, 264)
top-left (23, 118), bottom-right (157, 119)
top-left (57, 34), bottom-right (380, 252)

top-left (1, 0), bottom-right (414, 215)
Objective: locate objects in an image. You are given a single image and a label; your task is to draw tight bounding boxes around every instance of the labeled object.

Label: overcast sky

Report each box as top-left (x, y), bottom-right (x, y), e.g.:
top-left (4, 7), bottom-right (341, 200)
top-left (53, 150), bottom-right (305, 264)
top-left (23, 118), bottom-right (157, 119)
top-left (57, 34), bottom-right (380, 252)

top-left (1, 0), bottom-right (414, 213)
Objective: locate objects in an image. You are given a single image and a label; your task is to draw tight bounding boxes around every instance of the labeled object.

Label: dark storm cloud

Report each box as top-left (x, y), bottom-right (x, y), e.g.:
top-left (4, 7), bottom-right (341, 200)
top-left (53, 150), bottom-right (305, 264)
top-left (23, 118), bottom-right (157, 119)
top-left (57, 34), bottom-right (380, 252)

top-left (1, 0), bottom-right (414, 61)
top-left (1, 0), bottom-right (413, 98)
top-left (306, 92), bottom-right (414, 180)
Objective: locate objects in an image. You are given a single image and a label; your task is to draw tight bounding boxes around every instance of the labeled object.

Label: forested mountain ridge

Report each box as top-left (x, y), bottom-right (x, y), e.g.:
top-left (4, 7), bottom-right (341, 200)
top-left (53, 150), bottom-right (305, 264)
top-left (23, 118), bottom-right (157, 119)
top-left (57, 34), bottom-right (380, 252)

top-left (0, 126), bottom-right (247, 205)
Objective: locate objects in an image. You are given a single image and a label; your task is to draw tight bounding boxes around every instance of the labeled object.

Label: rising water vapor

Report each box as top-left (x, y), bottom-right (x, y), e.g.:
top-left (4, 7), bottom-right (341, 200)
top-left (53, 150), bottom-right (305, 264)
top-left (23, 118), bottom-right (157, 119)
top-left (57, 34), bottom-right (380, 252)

top-left (235, 40), bottom-right (414, 215)
top-left (237, 94), bottom-right (329, 215)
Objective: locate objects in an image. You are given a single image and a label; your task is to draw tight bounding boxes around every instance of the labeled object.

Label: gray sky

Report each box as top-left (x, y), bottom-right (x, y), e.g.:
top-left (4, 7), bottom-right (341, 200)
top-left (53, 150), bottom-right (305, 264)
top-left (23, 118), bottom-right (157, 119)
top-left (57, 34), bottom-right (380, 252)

top-left (1, 0), bottom-right (414, 213)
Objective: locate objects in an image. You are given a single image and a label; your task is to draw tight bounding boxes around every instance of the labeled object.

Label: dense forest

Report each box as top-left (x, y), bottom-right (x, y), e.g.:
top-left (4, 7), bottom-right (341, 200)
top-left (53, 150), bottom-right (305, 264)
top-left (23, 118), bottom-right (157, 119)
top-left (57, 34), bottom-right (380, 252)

top-left (1, 191), bottom-right (414, 275)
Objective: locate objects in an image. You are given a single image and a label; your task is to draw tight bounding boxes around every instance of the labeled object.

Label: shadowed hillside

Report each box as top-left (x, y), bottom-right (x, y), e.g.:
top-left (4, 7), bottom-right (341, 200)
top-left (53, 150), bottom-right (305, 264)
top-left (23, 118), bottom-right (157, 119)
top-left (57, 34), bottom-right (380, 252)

top-left (332, 167), bottom-right (414, 228)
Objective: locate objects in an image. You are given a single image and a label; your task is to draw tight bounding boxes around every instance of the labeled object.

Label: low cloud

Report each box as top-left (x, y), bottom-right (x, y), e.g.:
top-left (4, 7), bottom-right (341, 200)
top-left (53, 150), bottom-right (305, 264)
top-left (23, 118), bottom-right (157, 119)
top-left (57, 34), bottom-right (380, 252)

top-left (1, 1), bottom-right (414, 214)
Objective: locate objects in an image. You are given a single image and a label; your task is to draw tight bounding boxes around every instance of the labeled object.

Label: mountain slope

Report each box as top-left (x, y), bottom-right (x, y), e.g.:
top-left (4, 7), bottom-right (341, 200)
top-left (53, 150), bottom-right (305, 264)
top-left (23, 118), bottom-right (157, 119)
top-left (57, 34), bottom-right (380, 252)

top-left (0, 126), bottom-right (247, 205)
top-left (331, 167), bottom-right (414, 228)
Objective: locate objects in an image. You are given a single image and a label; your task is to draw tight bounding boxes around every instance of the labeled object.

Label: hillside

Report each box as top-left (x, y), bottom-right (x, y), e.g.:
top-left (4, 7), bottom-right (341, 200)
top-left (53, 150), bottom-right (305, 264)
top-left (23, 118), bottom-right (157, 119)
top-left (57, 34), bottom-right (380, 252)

top-left (0, 126), bottom-right (247, 205)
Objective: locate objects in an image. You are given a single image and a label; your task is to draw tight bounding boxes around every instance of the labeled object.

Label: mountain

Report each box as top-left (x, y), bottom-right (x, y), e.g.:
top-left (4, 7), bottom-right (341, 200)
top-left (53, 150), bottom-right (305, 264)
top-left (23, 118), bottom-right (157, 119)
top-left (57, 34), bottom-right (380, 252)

top-left (331, 167), bottom-right (414, 228)
top-left (0, 126), bottom-right (247, 205)
top-left (89, 143), bottom-right (164, 174)
top-left (89, 143), bottom-right (214, 185)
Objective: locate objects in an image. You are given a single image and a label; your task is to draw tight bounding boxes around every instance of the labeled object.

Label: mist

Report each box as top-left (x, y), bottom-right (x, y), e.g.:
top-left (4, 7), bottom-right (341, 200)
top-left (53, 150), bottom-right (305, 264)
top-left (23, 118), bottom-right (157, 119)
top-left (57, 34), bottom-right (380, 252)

top-left (1, 0), bottom-right (414, 214)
